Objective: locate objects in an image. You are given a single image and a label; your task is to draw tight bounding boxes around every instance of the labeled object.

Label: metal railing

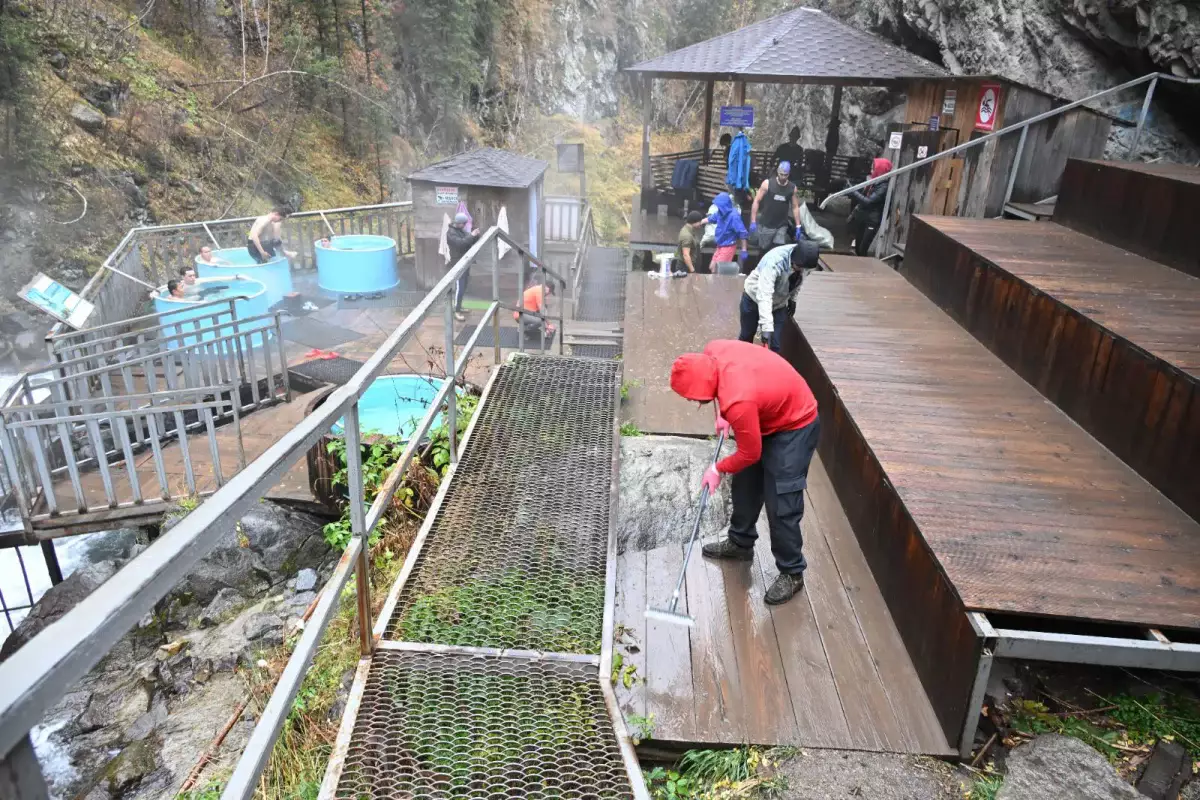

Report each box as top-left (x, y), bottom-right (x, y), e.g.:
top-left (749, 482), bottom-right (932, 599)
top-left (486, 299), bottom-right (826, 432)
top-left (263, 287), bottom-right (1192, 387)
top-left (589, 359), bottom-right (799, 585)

top-left (820, 72), bottom-right (1200, 257)
top-left (0, 224), bottom-right (570, 799)
top-left (570, 203), bottom-right (597, 306)
top-left (545, 195), bottom-right (586, 243)
top-left (0, 309), bottom-right (288, 531)
top-left (48, 202), bottom-right (415, 340)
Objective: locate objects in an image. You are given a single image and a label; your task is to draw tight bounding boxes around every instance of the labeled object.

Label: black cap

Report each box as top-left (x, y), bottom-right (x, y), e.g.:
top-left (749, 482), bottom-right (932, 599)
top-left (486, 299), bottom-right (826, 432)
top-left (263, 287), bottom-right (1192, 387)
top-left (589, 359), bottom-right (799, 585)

top-left (686, 210), bottom-right (705, 224)
top-left (791, 240), bottom-right (820, 269)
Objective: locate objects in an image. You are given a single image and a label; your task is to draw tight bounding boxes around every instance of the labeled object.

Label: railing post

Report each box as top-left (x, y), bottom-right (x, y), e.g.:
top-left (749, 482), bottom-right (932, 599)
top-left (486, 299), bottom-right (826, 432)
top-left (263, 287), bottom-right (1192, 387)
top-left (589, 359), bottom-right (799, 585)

top-left (343, 402), bottom-right (373, 657)
top-left (872, 176), bottom-right (896, 258)
top-left (0, 735), bottom-right (50, 800)
top-left (1003, 125), bottom-right (1029, 208)
top-left (443, 296), bottom-right (458, 466)
top-left (1129, 75), bottom-right (1158, 160)
top-left (517, 252), bottom-right (527, 354)
top-left (491, 237), bottom-right (501, 366)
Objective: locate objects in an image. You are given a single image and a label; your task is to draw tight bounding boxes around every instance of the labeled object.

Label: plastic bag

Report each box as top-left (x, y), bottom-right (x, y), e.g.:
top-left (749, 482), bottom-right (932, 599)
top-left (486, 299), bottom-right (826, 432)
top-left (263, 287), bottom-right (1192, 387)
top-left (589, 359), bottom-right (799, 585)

top-left (799, 202), bottom-right (834, 250)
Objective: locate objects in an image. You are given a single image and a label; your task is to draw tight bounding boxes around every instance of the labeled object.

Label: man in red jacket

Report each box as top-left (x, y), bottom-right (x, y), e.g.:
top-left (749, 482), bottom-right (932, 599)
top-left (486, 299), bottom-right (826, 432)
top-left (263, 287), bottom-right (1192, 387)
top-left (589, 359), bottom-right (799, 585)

top-left (670, 339), bottom-right (820, 605)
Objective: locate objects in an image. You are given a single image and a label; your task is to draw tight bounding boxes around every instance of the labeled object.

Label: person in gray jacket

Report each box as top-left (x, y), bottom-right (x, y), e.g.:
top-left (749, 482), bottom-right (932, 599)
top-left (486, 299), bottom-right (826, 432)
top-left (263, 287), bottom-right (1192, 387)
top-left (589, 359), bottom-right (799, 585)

top-left (737, 240), bottom-right (820, 352)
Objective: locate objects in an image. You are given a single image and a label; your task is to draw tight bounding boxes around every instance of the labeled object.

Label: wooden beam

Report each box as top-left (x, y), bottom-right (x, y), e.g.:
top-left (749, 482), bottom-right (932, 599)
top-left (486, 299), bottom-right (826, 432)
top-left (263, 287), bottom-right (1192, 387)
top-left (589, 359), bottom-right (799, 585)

top-left (733, 81), bottom-right (746, 106)
top-left (642, 76), bottom-right (653, 191)
top-left (826, 84), bottom-right (843, 163)
top-left (701, 81), bottom-right (715, 164)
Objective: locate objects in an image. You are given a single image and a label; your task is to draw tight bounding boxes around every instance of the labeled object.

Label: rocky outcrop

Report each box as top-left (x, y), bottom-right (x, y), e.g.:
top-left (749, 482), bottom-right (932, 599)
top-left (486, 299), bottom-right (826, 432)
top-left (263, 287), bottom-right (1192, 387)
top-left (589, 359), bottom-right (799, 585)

top-left (997, 734), bottom-right (1141, 800)
top-left (7, 500), bottom-right (336, 800)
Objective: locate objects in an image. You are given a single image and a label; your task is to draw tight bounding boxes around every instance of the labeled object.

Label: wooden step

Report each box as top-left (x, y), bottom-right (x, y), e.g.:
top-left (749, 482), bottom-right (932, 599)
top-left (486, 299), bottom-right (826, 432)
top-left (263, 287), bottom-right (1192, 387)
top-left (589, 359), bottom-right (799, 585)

top-left (1054, 158), bottom-right (1200, 278)
top-left (903, 215), bottom-right (1200, 523)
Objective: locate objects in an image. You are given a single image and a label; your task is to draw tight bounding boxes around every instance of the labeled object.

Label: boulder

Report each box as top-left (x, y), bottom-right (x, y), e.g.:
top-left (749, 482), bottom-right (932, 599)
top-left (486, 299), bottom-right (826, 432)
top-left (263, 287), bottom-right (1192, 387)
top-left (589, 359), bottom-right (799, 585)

top-left (294, 568), bottom-right (318, 592)
top-left (69, 103), bottom-right (106, 133)
top-left (1, 560), bottom-right (121, 660)
top-left (997, 734), bottom-right (1140, 800)
top-left (619, 436), bottom-right (731, 553)
top-left (199, 587), bottom-right (247, 627)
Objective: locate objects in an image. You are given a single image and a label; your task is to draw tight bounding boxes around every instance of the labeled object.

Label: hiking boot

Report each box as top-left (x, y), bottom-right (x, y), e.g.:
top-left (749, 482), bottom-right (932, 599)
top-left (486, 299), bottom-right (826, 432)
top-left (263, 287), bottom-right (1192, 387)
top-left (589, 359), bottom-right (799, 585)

top-left (454, 311), bottom-right (467, 322)
top-left (701, 538), bottom-right (754, 561)
top-left (764, 573), bottom-right (805, 605)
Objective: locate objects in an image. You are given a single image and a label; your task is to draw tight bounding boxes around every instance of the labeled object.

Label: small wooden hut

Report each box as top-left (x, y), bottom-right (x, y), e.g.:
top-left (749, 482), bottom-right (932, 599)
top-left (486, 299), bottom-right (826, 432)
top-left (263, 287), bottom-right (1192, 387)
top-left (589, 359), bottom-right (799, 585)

top-left (409, 149), bottom-right (548, 295)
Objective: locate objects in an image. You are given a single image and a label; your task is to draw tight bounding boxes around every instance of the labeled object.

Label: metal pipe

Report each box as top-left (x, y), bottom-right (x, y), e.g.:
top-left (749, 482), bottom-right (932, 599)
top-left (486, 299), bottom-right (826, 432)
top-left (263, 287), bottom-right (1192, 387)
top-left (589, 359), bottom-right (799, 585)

top-left (491, 238), bottom-right (502, 366)
top-left (443, 298), bottom-right (457, 465)
top-left (821, 72), bottom-right (1182, 210)
top-left (342, 403), bottom-right (372, 658)
top-left (201, 222), bottom-right (221, 249)
top-left (1129, 75), bottom-right (1159, 159)
top-left (1003, 126), bottom-right (1029, 207)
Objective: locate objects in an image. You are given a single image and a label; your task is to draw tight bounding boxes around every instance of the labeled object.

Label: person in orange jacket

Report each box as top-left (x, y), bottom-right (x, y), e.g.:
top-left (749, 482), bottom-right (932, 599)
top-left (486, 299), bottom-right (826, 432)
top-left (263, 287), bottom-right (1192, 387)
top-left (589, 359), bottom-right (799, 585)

top-left (670, 339), bottom-right (820, 605)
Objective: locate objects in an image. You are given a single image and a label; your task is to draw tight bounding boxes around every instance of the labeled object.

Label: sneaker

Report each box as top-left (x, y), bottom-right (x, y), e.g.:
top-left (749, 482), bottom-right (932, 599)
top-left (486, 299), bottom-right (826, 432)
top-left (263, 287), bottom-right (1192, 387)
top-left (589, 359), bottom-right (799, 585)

top-left (764, 573), bottom-right (805, 605)
top-left (454, 311), bottom-right (467, 322)
top-left (701, 538), bottom-right (754, 561)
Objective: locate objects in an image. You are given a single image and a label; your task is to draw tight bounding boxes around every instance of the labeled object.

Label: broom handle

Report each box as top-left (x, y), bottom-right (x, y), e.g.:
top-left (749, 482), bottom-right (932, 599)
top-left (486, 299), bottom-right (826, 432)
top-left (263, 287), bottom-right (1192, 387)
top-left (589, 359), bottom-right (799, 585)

top-left (669, 431), bottom-right (726, 612)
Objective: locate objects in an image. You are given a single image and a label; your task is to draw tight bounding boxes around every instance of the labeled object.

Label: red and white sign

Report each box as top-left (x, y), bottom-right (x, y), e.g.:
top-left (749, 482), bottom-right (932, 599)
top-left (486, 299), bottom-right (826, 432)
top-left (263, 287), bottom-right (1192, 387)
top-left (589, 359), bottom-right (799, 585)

top-left (975, 83), bottom-right (1002, 131)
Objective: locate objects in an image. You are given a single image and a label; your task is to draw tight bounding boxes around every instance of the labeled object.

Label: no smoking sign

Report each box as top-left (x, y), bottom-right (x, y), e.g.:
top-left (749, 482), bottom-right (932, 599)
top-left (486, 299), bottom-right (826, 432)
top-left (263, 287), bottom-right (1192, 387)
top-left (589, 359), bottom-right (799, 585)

top-left (976, 83), bottom-right (1002, 131)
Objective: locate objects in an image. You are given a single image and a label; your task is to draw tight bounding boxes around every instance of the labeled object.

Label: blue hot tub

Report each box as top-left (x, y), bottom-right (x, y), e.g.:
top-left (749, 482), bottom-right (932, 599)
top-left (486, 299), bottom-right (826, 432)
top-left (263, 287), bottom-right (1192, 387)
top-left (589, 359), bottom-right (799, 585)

top-left (315, 235), bottom-right (399, 295)
top-left (195, 247), bottom-right (293, 307)
top-left (153, 277), bottom-right (273, 349)
top-left (331, 375), bottom-right (448, 441)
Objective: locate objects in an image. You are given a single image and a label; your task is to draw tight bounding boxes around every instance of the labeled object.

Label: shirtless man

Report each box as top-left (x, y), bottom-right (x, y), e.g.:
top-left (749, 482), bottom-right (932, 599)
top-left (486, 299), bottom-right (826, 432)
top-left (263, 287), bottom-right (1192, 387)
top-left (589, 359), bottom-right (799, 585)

top-left (196, 245), bottom-right (228, 266)
top-left (247, 206), bottom-right (298, 264)
top-left (178, 266), bottom-right (201, 298)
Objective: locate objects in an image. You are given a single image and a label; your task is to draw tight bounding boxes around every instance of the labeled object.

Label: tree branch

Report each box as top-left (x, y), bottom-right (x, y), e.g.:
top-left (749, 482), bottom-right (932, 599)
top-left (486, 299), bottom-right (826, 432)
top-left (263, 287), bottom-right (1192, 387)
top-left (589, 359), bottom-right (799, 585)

top-left (50, 180), bottom-right (88, 225)
top-left (213, 69), bottom-right (394, 119)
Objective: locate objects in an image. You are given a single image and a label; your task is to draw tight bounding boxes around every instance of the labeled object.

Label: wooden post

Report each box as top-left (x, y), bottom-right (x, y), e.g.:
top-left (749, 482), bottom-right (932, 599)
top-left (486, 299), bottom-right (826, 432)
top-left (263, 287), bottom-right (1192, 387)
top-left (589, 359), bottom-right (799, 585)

top-left (641, 76), bottom-right (653, 191)
top-left (701, 80), bottom-right (715, 164)
top-left (734, 81), bottom-right (746, 106)
top-left (826, 84), bottom-right (843, 165)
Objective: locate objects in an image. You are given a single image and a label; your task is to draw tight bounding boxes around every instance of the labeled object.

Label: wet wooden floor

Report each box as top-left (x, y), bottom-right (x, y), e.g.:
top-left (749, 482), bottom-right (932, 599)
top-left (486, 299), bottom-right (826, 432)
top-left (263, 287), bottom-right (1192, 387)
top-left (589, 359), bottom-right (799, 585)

top-left (614, 453), bottom-right (954, 755)
top-left (797, 266), bottom-right (1200, 631)
top-left (622, 273), bottom-right (746, 436)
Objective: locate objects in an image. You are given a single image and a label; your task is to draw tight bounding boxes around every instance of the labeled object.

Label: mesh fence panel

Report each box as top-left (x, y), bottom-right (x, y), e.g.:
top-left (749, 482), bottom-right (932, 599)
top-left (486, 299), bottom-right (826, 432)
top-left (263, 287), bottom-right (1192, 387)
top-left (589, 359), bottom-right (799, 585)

top-left (336, 650), bottom-right (633, 799)
top-left (384, 356), bottom-right (619, 653)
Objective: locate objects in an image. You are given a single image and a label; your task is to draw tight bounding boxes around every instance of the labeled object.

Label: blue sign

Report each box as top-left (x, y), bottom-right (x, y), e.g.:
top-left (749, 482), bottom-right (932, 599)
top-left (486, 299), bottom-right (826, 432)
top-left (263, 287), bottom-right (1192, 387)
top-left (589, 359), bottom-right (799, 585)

top-left (719, 105), bottom-right (754, 127)
top-left (928, 114), bottom-right (940, 131)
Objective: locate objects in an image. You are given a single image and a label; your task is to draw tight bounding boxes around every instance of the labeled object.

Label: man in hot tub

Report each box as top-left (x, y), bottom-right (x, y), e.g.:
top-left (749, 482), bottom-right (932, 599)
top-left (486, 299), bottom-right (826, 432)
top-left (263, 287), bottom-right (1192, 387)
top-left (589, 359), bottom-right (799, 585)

top-left (247, 206), bottom-right (299, 264)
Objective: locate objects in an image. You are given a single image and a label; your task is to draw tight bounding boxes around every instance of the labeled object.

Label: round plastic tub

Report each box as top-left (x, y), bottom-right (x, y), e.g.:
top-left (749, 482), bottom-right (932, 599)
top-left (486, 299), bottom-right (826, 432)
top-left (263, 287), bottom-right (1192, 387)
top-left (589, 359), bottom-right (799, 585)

top-left (153, 277), bottom-right (273, 349)
top-left (330, 375), bottom-right (447, 440)
top-left (195, 247), bottom-right (293, 307)
top-left (314, 235), bottom-right (399, 294)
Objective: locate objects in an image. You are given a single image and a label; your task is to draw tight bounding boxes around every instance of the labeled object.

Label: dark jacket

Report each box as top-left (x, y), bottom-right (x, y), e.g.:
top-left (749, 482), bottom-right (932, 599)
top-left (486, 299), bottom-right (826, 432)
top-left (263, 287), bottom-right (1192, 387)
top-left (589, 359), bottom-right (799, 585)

top-left (447, 225), bottom-right (478, 264)
top-left (848, 183), bottom-right (887, 226)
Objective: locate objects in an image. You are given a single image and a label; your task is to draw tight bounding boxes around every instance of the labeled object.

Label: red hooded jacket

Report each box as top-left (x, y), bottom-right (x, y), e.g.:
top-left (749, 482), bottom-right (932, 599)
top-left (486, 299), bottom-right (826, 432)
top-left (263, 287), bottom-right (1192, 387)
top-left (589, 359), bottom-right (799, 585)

top-left (670, 340), bottom-right (818, 474)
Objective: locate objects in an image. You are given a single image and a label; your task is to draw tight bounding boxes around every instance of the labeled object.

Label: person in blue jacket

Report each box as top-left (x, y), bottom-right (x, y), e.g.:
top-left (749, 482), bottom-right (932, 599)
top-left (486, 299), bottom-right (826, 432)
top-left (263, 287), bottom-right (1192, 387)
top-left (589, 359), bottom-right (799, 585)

top-left (710, 192), bottom-right (749, 268)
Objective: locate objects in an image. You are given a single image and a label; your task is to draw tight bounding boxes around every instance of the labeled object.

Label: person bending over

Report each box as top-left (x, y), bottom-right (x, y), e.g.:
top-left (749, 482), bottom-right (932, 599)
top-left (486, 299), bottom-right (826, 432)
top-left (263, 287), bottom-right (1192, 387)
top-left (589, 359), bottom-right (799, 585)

top-left (670, 340), bottom-right (821, 605)
top-left (675, 210), bottom-right (707, 274)
top-left (738, 240), bottom-right (819, 352)
top-left (247, 206), bottom-right (297, 264)
top-left (513, 276), bottom-right (556, 346)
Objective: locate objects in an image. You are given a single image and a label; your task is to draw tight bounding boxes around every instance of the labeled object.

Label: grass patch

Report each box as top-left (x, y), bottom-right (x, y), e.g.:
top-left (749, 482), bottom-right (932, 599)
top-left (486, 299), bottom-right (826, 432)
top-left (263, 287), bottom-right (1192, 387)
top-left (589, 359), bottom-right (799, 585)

top-left (966, 773), bottom-right (1003, 800)
top-left (397, 568), bottom-right (605, 653)
top-left (620, 421), bottom-right (643, 437)
top-left (645, 746), bottom-right (793, 799)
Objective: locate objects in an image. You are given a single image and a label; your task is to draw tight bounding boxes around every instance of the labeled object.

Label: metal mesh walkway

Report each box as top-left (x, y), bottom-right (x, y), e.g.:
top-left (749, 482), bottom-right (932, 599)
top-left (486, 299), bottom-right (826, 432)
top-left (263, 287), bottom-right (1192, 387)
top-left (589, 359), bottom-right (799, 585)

top-left (335, 650), bottom-right (632, 799)
top-left (332, 355), bottom-right (634, 798)
top-left (575, 248), bottom-right (627, 326)
top-left (384, 356), bottom-right (618, 652)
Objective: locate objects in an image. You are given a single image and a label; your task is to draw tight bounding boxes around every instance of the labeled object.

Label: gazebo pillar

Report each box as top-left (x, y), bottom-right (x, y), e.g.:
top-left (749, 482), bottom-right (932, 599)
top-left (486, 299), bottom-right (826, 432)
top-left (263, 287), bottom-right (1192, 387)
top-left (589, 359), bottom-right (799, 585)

top-left (826, 84), bottom-right (843, 166)
top-left (641, 76), bottom-right (653, 192)
top-left (701, 80), bottom-right (715, 164)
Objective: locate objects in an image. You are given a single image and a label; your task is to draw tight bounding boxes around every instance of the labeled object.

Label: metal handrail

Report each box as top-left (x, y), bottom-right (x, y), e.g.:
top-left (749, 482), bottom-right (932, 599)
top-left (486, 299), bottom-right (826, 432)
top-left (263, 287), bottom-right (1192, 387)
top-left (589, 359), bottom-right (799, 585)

top-left (0, 222), bottom-right (570, 798)
top-left (47, 297), bottom-right (238, 350)
top-left (819, 71), bottom-right (1200, 255)
top-left (571, 204), bottom-right (597, 305)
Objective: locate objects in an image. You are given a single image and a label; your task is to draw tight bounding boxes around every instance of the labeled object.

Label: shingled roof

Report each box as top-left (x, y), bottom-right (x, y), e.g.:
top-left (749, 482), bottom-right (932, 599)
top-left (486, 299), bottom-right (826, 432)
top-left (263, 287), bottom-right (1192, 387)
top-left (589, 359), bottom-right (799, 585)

top-left (626, 7), bottom-right (948, 84)
top-left (407, 148), bottom-right (548, 189)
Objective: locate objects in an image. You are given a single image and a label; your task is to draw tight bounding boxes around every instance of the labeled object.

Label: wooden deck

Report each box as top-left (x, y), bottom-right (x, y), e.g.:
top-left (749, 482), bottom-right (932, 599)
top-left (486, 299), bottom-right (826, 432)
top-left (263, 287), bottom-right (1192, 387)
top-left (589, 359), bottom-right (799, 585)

top-left (793, 265), bottom-right (1200, 632)
top-left (622, 273), bottom-right (745, 436)
top-left (1054, 158), bottom-right (1200, 278)
top-left (903, 215), bottom-right (1200, 523)
top-left (615, 453), bottom-right (954, 755)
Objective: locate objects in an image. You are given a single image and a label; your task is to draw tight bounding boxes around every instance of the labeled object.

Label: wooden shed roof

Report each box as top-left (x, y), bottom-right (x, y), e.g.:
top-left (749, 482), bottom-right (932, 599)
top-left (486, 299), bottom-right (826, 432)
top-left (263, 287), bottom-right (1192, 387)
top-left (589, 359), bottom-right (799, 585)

top-left (625, 7), bottom-right (949, 85)
top-left (408, 148), bottom-right (548, 189)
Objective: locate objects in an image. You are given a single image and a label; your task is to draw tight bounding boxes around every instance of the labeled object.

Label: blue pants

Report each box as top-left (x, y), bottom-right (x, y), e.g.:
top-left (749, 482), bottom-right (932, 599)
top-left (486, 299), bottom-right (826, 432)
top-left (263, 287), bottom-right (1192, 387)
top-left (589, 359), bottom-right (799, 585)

top-left (728, 416), bottom-right (821, 574)
top-left (738, 292), bottom-right (788, 353)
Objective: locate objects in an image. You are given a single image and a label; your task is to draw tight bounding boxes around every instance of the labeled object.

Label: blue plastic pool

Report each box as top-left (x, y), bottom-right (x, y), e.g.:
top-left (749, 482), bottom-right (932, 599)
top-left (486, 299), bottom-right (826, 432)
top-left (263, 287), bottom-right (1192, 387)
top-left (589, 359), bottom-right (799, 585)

top-left (331, 375), bottom-right (447, 441)
top-left (195, 247), bottom-right (293, 307)
top-left (315, 235), bottom-right (399, 294)
top-left (153, 277), bottom-right (273, 349)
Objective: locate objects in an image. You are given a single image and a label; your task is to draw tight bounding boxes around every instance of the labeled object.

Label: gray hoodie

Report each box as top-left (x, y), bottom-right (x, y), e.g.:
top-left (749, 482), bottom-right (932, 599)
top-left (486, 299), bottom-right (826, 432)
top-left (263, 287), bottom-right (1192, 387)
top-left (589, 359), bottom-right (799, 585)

top-left (742, 241), bottom-right (819, 334)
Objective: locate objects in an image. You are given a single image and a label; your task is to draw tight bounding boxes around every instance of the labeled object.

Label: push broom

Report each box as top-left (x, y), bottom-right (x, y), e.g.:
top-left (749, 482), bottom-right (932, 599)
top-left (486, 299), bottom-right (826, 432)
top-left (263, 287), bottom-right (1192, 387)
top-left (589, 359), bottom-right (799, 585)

top-left (645, 431), bottom-right (726, 627)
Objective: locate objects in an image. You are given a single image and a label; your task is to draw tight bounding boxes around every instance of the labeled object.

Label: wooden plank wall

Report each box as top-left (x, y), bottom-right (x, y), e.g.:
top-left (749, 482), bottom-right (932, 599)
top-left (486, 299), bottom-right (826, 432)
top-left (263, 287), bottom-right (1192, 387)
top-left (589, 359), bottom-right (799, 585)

top-left (903, 217), bottom-right (1200, 524)
top-left (1054, 159), bottom-right (1200, 279)
top-left (778, 314), bottom-right (982, 749)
